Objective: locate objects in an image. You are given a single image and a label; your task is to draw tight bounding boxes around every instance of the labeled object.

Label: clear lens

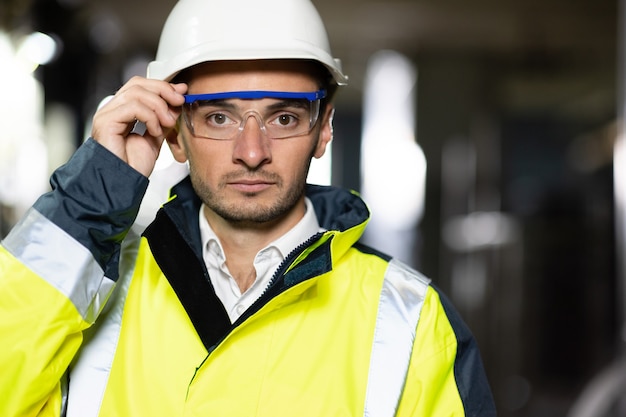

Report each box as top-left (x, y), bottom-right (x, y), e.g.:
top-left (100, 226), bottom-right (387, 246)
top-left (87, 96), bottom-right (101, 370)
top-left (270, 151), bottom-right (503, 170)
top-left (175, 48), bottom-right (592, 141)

top-left (182, 96), bottom-right (322, 140)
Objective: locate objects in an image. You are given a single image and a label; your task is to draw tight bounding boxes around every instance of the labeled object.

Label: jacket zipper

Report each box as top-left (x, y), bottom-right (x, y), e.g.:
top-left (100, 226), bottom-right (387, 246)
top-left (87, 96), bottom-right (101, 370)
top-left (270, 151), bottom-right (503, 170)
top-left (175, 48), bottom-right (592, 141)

top-left (233, 231), bottom-right (325, 326)
top-left (259, 232), bottom-right (325, 299)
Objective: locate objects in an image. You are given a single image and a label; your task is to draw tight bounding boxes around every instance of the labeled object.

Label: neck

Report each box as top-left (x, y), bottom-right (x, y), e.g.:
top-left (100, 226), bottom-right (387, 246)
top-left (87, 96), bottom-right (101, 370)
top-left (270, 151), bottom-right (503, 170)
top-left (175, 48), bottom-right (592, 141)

top-left (203, 199), bottom-right (306, 292)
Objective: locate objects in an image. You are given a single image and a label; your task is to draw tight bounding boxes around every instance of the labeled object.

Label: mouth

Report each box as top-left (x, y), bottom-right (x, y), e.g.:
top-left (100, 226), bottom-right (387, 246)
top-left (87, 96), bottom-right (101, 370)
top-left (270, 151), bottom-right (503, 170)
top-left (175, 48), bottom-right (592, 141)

top-left (227, 178), bottom-right (276, 193)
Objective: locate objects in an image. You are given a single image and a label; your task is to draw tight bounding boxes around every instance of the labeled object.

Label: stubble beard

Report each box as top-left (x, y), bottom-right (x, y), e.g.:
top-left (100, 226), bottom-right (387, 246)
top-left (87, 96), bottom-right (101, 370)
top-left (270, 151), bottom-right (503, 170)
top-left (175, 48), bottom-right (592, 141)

top-left (190, 168), bottom-right (308, 226)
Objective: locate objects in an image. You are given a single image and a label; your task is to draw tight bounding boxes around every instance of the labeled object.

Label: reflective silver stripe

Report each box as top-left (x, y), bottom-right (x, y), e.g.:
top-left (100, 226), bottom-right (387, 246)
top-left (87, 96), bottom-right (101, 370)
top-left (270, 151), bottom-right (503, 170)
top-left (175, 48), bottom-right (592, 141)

top-left (2, 207), bottom-right (115, 323)
top-left (363, 258), bottom-right (430, 417)
top-left (65, 237), bottom-right (140, 417)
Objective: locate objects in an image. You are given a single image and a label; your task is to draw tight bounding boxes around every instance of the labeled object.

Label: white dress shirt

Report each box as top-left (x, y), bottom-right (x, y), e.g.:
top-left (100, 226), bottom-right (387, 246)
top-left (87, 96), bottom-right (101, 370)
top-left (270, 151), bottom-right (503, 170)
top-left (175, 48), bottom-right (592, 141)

top-left (199, 198), bottom-right (324, 323)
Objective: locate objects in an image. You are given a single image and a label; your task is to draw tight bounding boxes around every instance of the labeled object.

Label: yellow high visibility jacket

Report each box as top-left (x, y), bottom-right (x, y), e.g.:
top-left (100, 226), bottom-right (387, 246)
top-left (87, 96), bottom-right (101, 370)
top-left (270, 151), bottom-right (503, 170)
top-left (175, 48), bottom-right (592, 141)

top-left (0, 139), bottom-right (496, 417)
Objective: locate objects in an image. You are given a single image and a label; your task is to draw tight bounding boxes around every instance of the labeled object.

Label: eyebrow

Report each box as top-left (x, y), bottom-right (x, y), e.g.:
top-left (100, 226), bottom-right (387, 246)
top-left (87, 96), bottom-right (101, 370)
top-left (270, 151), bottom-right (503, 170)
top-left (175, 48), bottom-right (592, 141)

top-left (265, 99), bottom-right (309, 111)
top-left (195, 99), bottom-right (235, 109)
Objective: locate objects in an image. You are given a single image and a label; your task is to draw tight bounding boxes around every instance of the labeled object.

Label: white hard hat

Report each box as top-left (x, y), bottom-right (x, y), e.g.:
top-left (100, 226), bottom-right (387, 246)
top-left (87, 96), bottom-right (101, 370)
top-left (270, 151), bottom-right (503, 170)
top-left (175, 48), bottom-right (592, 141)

top-left (147, 0), bottom-right (348, 86)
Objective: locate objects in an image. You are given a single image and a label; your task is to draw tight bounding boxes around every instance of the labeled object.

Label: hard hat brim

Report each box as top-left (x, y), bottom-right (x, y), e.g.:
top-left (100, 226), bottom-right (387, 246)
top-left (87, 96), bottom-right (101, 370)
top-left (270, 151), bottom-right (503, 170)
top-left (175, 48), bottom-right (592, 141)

top-left (148, 40), bottom-right (347, 86)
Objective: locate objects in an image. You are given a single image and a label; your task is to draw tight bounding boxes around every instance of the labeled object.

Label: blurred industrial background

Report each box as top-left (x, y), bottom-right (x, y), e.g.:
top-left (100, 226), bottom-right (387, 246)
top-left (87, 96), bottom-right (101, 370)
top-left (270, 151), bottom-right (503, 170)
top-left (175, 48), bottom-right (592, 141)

top-left (0, 0), bottom-right (624, 415)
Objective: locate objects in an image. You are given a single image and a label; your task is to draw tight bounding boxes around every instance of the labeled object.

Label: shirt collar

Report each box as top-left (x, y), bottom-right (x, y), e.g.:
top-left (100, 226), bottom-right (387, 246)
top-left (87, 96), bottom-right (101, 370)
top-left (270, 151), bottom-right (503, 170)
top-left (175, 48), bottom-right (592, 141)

top-left (199, 197), bottom-right (324, 261)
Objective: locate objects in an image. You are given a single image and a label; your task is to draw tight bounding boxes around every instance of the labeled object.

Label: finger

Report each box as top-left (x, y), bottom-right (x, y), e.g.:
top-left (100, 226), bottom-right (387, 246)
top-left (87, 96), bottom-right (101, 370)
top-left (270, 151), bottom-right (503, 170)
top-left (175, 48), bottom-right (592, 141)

top-left (93, 101), bottom-right (162, 142)
top-left (111, 83), bottom-right (179, 122)
top-left (163, 82), bottom-right (188, 105)
top-left (104, 93), bottom-right (174, 138)
top-left (117, 77), bottom-right (186, 107)
top-left (124, 133), bottom-right (165, 177)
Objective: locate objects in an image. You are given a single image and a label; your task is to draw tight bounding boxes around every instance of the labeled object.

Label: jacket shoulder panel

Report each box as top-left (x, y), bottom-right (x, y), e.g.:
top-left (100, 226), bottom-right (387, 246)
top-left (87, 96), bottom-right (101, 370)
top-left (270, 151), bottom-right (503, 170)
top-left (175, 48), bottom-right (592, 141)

top-left (2, 207), bottom-right (114, 322)
top-left (33, 138), bottom-right (148, 280)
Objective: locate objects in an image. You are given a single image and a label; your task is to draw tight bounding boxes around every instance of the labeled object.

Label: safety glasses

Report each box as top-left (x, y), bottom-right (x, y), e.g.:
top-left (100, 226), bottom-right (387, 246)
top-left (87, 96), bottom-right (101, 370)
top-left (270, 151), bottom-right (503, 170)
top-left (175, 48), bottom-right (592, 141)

top-left (181, 89), bottom-right (326, 140)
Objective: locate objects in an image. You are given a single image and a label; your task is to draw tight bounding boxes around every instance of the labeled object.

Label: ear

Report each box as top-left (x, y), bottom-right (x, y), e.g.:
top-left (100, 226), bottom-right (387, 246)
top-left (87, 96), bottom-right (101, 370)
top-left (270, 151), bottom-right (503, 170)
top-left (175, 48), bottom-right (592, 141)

top-left (313, 106), bottom-right (335, 159)
top-left (165, 124), bottom-right (188, 163)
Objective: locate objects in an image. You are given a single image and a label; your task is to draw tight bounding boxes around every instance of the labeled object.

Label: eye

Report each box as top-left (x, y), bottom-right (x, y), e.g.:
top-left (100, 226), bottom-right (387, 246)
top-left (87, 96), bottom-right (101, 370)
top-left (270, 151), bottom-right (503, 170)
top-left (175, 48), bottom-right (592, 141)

top-left (208, 113), bottom-right (229, 126)
top-left (202, 111), bottom-right (237, 128)
top-left (268, 108), bottom-right (307, 130)
top-left (276, 113), bottom-right (298, 127)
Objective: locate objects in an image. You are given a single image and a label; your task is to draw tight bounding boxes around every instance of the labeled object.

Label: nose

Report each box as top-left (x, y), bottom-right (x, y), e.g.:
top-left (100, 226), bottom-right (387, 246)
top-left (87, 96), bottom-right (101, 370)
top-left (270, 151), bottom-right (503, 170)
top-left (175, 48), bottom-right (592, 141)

top-left (232, 114), bottom-right (272, 169)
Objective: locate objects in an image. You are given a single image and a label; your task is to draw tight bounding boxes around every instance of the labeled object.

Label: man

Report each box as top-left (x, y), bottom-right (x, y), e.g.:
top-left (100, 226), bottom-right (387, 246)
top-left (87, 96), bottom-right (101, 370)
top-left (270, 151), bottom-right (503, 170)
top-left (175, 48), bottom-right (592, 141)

top-left (0, 0), bottom-right (496, 415)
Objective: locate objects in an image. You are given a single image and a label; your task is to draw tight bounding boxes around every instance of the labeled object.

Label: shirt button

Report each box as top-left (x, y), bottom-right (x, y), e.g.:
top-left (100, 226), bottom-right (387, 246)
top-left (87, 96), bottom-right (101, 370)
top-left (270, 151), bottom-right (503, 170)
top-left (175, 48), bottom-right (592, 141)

top-left (235, 304), bottom-right (245, 315)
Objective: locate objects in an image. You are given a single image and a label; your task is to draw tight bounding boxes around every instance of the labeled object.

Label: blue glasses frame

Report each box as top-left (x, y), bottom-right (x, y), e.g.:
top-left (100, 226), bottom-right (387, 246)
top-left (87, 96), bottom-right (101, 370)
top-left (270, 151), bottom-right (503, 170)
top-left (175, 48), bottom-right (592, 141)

top-left (183, 89), bottom-right (327, 104)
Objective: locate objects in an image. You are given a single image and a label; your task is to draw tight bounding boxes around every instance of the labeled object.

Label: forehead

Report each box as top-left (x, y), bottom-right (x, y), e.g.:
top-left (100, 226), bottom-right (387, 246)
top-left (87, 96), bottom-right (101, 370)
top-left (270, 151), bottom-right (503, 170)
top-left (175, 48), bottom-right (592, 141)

top-left (186, 60), bottom-right (320, 94)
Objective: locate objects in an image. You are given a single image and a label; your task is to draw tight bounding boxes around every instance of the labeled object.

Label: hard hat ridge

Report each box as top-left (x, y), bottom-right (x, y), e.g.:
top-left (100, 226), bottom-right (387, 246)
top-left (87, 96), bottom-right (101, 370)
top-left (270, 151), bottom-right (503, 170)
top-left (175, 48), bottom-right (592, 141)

top-left (147, 0), bottom-right (348, 86)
